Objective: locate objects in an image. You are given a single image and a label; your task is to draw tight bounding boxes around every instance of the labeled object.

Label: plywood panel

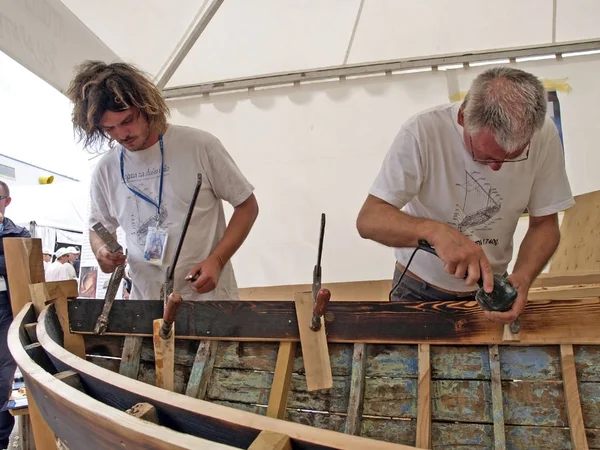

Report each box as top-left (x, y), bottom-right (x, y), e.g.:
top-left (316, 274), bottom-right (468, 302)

top-left (550, 190), bottom-right (600, 272)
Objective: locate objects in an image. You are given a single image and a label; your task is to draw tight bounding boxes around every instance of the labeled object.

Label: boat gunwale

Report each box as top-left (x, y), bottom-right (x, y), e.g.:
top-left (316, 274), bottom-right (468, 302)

top-left (7, 302), bottom-right (236, 450)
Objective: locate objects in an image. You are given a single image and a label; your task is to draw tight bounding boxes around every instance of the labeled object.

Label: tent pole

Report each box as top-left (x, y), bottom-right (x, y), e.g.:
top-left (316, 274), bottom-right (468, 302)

top-left (162, 39), bottom-right (600, 99)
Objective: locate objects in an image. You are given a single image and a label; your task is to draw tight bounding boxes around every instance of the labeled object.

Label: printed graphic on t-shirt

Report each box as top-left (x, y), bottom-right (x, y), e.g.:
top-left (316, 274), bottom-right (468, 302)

top-left (451, 170), bottom-right (503, 235)
top-left (123, 163), bottom-right (171, 246)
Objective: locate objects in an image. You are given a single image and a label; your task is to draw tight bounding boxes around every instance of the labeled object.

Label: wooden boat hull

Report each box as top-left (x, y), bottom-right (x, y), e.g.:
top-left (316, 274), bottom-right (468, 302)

top-left (9, 301), bottom-right (415, 450)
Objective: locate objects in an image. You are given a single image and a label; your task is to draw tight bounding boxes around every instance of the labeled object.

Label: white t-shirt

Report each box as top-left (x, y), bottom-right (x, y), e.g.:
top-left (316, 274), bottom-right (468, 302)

top-left (369, 103), bottom-right (574, 292)
top-left (46, 261), bottom-right (76, 282)
top-left (89, 124), bottom-right (254, 300)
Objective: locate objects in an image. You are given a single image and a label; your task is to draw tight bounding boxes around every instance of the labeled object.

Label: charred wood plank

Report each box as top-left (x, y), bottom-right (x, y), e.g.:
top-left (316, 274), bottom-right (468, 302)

top-left (69, 298), bottom-right (600, 345)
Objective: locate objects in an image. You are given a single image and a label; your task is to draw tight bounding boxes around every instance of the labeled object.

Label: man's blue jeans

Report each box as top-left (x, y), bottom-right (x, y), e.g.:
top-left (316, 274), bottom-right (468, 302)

top-left (391, 265), bottom-right (477, 302)
top-left (0, 294), bottom-right (16, 449)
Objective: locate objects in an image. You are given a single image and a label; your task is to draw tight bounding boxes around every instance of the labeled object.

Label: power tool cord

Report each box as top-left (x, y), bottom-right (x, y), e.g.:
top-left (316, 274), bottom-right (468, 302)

top-left (389, 246), bottom-right (421, 302)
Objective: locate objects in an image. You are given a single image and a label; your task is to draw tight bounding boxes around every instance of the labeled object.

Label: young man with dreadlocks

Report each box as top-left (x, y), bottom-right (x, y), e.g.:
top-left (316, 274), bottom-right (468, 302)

top-left (67, 61), bottom-right (258, 300)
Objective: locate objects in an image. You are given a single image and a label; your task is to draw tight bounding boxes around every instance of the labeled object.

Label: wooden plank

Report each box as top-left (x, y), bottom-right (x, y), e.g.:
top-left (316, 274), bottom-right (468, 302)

top-left (214, 342), bottom-right (278, 371)
top-left (153, 319), bottom-right (175, 391)
top-left (288, 373), bottom-right (350, 413)
top-left (119, 336), bottom-right (143, 378)
top-left (44, 280), bottom-right (79, 300)
top-left (431, 422), bottom-right (494, 449)
top-left (367, 345), bottom-right (418, 378)
top-left (53, 296), bottom-right (86, 359)
top-left (503, 380), bottom-right (567, 426)
top-left (431, 346), bottom-right (488, 379)
top-left (266, 341), bottom-right (296, 419)
top-left (505, 425), bottom-right (572, 449)
top-left (579, 383), bottom-right (600, 428)
top-left (360, 418), bottom-right (417, 446)
top-left (18, 413), bottom-right (35, 450)
top-left (29, 282), bottom-right (86, 358)
top-left (27, 398), bottom-right (57, 450)
top-left (294, 292), bottom-right (332, 391)
top-left (528, 284), bottom-right (600, 300)
top-left (294, 343), bottom-right (353, 376)
top-left (532, 270), bottom-right (600, 288)
top-left (550, 190), bottom-right (600, 272)
top-left (4, 238), bottom-right (56, 450)
top-left (416, 344), bottom-right (431, 449)
top-left (4, 237), bottom-right (45, 316)
top-left (207, 368), bottom-right (273, 405)
top-left (248, 430), bottom-right (292, 450)
top-left (575, 345), bottom-right (600, 381)
top-left (69, 298), bottom-right (600, 344)
top-left (432, 380), bottom-right (491, 423)
top-left (285, 411), bottom-right (346, 433)
top-left (185, 340), bottom-right (218, 399)
top-left (363, 378), bottom-right (417, 418)
top-left (344, 343), bottom-right (367, 435)
top-left (560, 344), bottom-right (589, 449)
top-left (500, 346), bottom-right (562, 380)
top-left (488, 345), bottom-right (506, 450)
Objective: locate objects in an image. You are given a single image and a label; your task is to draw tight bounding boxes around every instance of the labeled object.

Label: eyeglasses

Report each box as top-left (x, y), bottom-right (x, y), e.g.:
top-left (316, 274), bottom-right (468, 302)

top-left (469, 136), bottom-right (530, 164)
top-left (0, 195), bottom-right (8, 200)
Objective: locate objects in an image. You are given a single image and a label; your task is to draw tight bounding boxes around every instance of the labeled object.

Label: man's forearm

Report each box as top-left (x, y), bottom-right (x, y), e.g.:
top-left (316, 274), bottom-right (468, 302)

top-left (512, 214), bottom-right (560, 285)
top-left (212, 194), bottom-right (258, 265)
top-left (356, 195), bottom-right (443, 248)
top-left (89, 230), bottom-right (116, 258)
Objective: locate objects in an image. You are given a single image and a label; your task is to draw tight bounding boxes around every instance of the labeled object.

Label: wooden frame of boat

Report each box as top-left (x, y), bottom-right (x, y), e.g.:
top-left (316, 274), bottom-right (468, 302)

top-left (5, 190), bottom-right (600, 450)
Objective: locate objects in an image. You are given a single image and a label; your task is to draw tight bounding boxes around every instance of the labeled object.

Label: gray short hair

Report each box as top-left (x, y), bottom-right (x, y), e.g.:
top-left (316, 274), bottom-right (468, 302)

top-left (0, 181), bottom-right (9, 197)
top-left (463, 67), bottom-right (547, 152)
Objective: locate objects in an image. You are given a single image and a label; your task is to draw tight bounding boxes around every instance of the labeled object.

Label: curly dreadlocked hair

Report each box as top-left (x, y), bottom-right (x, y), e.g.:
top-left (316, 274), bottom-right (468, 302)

top-left (66, 60), bottom-right (169, 152)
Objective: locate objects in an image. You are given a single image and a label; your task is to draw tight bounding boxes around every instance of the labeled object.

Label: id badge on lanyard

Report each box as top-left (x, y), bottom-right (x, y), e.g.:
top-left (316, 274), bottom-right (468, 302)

top-left (120, 134), bottom-right (168, 265)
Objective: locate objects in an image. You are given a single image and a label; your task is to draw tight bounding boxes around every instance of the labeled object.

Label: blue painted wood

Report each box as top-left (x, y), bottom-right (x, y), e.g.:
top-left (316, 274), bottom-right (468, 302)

top-left (500, 346), bottom-right (561, 380)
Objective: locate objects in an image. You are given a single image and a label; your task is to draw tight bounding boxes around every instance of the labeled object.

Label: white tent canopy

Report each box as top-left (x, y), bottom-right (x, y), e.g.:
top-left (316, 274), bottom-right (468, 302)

top-left (3, 1), bottom-right (600, 95)
top-left (2, 1), bottom-right (600, 288)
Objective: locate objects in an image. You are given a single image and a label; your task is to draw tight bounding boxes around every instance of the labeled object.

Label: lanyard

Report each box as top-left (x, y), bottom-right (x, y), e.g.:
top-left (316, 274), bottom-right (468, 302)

top-left (120, 134), bottom-right (164, 219)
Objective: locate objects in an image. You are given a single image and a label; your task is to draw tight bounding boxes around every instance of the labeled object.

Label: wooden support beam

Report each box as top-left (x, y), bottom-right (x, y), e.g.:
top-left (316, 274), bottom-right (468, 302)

top-left (18, 413), bottom-right (35, 450)
top-left (416, 344), bottom-right (431, 449)
top-left (345, 343), bottom-right (367, 435)
top-left (294, 292), bottom-right (332, 391)
top-left (29, 282), bottom-right (86, 359)
top-left (24, 322), bottom-right (37, 342)
top-left (528, 283), bottom-right (600, 300)
top-left (69, 298), bottom-right (600, 345)
top-left (153, 319), bottom-right (175, 391)
top-left (248, 430), bottom-right (292, 450)
top-left (488, 345), bottom-right (506, 450)
top-left (119, 336), bottom-right (143, 379)
top-left (531, 270), bottom-right (600, 289)
top-left (125, 402), bottom-right (160, 424)
top-left (266, 341), bottom-right (296, 419)
top-left (4, 238), bottom-right (45, 317)
top-left (185, 340), bottom-right (218, 399)
top-left (5, 238), bottom-right (55, 450)
top-left (55, 370), bottom-right (84, 392)
top-left (560, 344), bottom-right (588, 449)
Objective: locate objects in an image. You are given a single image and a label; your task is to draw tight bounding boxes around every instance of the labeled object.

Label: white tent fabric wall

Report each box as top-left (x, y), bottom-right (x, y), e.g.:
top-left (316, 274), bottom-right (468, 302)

top-left (9, 182), bottom-right (87, 251)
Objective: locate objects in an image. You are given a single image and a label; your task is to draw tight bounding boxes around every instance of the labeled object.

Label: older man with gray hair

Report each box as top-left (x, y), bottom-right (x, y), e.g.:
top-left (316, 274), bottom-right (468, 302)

top-left (357, 67), bottom-right (574, 325)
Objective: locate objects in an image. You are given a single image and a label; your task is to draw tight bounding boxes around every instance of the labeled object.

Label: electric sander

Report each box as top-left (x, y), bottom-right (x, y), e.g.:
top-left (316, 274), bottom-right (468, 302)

top-left (412, 240), bottom-right (518, 312)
